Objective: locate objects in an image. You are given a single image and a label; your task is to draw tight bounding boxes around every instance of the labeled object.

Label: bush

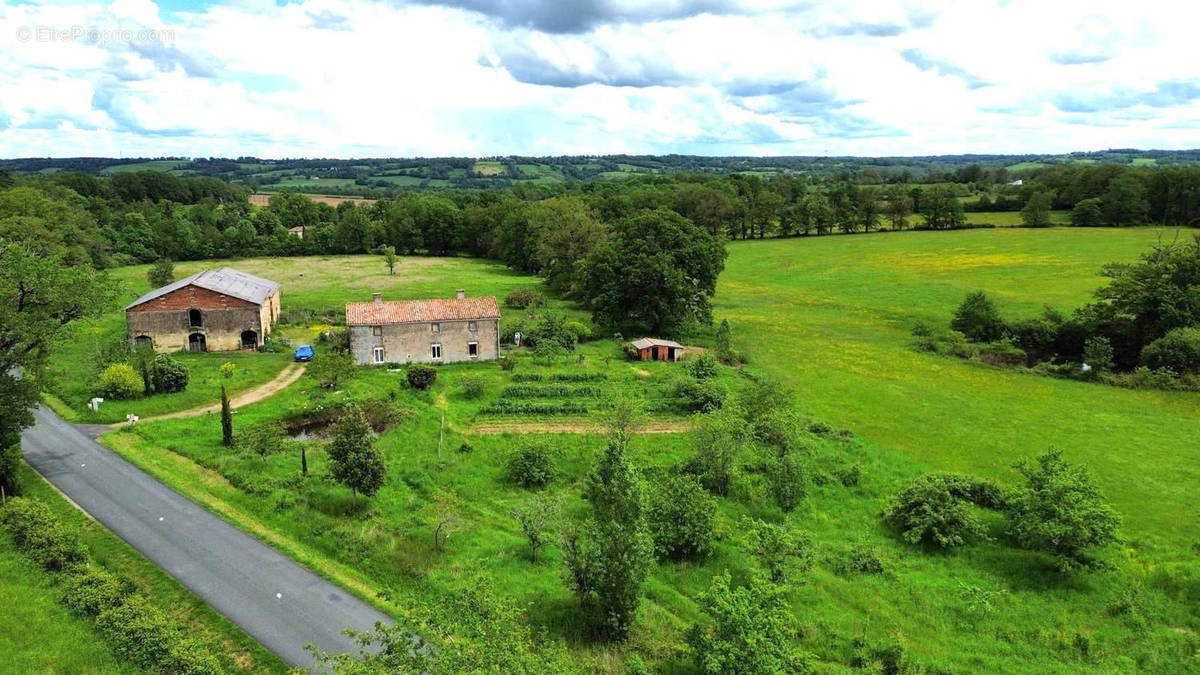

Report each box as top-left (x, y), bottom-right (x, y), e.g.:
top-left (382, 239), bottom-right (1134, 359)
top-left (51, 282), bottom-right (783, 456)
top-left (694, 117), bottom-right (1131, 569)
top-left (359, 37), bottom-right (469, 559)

top-left (685, 352), bottom-right (719, 380)
top-left (1005, 449), bottom-right (1121, 572)
top-left (237, 420), bottom-right (285, 460)
top-left (459, 374), bottom-right (487, 399)
top-left (529, 313), bottom-right (577, 351)
top-left (835, 463), bottom-right (862, 487)
top-left (882, 473), bottom-right (990, 550)
top-left (407, 364), bottom-right (437, 390)
top-left (96, 596), bottom-right (223, 674)
top-left (647, 474), bottom-right (716, 560)
top-left (151, 354), bottom-right (189, 393)
top-left (504, 288), bottom-right (545, 309)
top-left (744, 518), bottom-right (814, 584)
top-left (977, 337), bottom-right (1026, 367)
top-left (146, 259), bottom-right (174, 288)
top-left (766, 452), bottom-right (806, 512)
top-left (1083, 336), bottom-right (1115, 371)
top-left (951, 291), bottom-right (1006, 342)
top-left (505, 443), bottom-right (555, 488)
top-left (98, 363), bottom-right (143, 400)
top-left (62, 568), bottom-right (134, 616)
top-left (0, 497), bottom-right (87, 571)
top-left (687, 572), bottom-right (808, 674)
top-left (673, 378), bottom-right (726, 413)
top-left (565, 320), bottom-right (592, 342)
top-left (498, 353), bottom-right (517, 372)
top-left (1141, 327), bottom-right (1200, 375)
top-left (840, 544), bottom-right (886, 575)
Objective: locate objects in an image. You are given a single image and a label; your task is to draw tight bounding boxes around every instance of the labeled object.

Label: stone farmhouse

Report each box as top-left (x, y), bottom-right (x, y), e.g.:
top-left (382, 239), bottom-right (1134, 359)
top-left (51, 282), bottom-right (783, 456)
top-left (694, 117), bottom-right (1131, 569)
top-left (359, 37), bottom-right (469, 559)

top-left (126, 267), bottom-right (281, 353)
top-left (345, 290), bottom-right (500, 365)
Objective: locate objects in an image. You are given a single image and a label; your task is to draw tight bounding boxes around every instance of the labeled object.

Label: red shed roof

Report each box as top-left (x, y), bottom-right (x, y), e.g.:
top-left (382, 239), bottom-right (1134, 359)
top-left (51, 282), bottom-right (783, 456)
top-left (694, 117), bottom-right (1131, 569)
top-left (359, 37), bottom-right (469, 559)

top-left (345, 295), bottom-right (500, 326)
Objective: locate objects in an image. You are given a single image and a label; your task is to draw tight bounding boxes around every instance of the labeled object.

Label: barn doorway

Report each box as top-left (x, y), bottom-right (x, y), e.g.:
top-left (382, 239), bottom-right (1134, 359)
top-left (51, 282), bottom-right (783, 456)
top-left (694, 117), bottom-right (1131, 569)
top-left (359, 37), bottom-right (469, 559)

top-left (188, 332), bottom-right (207, 352)
top-left (651, 346), bottom-right (660, 360)
top-left (134, 335), bottom-right (153, 349)
top-left (240, 330), bottom-right (258, 349)
top-left (189, 309), bottom-right (203, 327)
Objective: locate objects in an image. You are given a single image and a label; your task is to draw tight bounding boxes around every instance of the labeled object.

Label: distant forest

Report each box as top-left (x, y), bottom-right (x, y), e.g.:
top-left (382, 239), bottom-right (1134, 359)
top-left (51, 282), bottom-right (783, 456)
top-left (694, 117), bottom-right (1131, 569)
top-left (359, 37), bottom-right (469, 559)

top-left (3, 148), bottom-right (1200, 197)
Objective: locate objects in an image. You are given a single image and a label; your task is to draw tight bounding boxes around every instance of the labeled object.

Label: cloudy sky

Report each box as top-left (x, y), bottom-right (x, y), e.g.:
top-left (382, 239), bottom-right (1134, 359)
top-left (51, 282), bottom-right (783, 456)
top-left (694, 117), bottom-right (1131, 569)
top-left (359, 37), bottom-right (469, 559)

top-left (1, 0), bottom-right (1197, 158)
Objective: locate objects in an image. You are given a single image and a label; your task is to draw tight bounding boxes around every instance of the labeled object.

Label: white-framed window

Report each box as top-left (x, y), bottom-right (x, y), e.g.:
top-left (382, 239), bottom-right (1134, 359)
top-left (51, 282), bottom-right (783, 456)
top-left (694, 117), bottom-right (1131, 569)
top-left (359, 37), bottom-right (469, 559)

top-left (373, 347), bottom-right (385, 364)
top-left (372, 326), bottom-right (382, 336)
top-left (468, 342), bottom-right (478, 358)
top-left (431, 322), bottom-right (440, 334)
top-left (468, 320), bottom-right (477, 332)
top-left (430, 343), bottom-right (442, 360)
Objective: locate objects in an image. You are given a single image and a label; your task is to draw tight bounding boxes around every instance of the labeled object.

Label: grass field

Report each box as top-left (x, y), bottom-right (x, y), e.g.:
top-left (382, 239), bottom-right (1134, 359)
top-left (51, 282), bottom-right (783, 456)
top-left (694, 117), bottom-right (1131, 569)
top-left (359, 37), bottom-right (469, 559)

top-left (66, 227), bottom-right (1200, 671)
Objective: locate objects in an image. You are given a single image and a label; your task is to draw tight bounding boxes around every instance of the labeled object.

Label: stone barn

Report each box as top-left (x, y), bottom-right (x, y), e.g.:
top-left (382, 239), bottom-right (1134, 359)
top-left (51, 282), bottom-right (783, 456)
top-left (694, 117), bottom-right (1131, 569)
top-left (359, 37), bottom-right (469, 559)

top-left (346, 290), bottom-right (500, 365)
top-left (126, 267), bottom-right (281, 353)
top-left (632, 337), bottom-right (686, 362)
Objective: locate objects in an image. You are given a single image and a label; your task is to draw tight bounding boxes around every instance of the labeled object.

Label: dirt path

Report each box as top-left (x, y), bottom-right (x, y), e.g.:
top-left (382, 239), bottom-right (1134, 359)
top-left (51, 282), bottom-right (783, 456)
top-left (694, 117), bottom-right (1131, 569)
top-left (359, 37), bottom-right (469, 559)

top-left (111, 363), bottom-right (307, 427)
top-left (469, 419), bottom-right (690, 435)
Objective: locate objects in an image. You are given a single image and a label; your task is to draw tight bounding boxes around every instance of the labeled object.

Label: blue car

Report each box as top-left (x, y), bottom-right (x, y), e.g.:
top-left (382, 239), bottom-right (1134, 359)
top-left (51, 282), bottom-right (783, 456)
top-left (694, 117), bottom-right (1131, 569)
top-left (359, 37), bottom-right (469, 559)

top-left (294, 344), bottom-right (314, 362)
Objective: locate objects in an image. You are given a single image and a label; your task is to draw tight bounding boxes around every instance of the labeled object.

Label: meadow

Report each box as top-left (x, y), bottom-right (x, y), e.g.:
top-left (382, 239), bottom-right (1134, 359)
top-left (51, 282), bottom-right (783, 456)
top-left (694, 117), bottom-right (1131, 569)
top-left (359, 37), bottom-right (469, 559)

top-left (53, 226), bottom-right (1198, 672)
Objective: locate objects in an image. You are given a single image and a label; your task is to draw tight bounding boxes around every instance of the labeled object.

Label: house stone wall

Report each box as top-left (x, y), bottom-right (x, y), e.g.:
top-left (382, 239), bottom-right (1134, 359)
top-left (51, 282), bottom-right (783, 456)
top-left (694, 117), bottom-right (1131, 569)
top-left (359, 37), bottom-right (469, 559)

top-left (350, 318), bottom-right (499, 365)
top-left (127, 285), bottom-right (273, 352)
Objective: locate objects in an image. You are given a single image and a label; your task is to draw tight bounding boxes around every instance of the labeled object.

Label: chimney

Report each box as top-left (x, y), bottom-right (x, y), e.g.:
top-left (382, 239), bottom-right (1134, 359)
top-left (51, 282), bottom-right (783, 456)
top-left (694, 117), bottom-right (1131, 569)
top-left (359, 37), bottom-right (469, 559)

top-left (455, 289), bottom-right (465, 300)
top-left (372, 292), bottom-right (382, 305)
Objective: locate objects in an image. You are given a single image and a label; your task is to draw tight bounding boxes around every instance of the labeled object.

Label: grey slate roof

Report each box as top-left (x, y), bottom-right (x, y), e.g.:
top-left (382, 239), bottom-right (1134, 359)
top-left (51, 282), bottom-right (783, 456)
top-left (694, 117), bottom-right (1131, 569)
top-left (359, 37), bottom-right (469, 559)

top-left (126, 267), bottom-right (280, 310)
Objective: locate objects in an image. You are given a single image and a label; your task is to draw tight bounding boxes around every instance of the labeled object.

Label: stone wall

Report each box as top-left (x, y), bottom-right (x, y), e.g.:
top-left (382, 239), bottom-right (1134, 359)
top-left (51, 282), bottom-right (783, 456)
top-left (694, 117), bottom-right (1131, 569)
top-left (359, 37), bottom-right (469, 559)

top-left (127, 286), bottom-right (274, 353)
top-left (350, 318), bottom-right (500, 365)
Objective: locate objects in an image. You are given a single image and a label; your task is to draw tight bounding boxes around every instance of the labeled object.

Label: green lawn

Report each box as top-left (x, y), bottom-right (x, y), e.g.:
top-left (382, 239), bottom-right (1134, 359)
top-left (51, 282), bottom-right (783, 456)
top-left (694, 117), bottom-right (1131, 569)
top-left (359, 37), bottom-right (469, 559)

top-left (85, 228), bottom-right (1200, 672)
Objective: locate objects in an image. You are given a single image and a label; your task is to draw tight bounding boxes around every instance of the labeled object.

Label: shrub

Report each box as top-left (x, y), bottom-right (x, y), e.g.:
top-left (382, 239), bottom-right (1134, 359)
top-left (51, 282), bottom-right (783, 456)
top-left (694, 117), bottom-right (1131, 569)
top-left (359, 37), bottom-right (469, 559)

top-left (978, 337), bottom-right (1026, 367)
top-left (1005, 449), bottom-right (1121, 572)
top-left (459, 374), bottom-right (487, 399)
top-left (714, 319), bottom-right (734, 364)
top-left (0, 497), bottom-right (86, 571)
top-left (96, 596), bottom-right (223, 674)
top-left (882, 473), bottom-right (990, 549)
top-left (744, 518), bottom-right (814, 584)
top-left (327, 407), bottom-right (387, 499)
top-left (407, 364), bottom-right (437, 390)
top-left (62, 568), bottom-right (134, 616)
top-left (951, 291), bottom-right (1006, 342)
top-left (1141, 327), bottom-right (1200, 375)
top-left (673, 377), bottom-right (727, 413)
top-left (529, 313), bottom-right (577, 351)
top-left (151, 354), bottom-right (188, 393)
top-left (835, 463), bottom-right (862, 487)
top-left (1083, 336), bottom-right (1115, 371)
top-left (647, 474), bottom-right (716, 560)
top-left (766, 452), bottom-right (806, 512)
top-left (146, 259), bottom-right (174, 288)
top-left (840, 544), bottom-right (886, 575)
top-left (685, 352), bottom-right (720, 380)
top-left (565, 320), bottom-right (592, 342)
top-left (687, 572), bottom-right (808, 674)
top-left (504, 288), bottom-right (545, 309)
top-left (505, 443), bottom-right (555, 488)
top-left (98, 363), bottom-right (143, 400)
top-left (498, 352), bottom-right (517, 371)
top-left (237, 420), bottom-right (285, 460)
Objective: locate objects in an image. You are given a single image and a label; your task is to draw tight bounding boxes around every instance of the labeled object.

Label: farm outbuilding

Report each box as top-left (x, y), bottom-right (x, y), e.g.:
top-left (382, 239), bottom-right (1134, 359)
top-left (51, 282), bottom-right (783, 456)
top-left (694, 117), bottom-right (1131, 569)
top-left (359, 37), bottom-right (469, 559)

top-left (125, 267), bottom-right (280, 353)
top-left (345, 289), bottom-right (501, 365)
top-left (632, 338), bottom-right (685, 362)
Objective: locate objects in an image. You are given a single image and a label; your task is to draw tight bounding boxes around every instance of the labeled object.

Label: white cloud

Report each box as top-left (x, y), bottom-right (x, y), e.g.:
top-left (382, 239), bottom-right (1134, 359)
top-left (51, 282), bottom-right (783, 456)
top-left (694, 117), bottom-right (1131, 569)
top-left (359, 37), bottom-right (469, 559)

top-left (0, 0), bottom-right (1196, 157)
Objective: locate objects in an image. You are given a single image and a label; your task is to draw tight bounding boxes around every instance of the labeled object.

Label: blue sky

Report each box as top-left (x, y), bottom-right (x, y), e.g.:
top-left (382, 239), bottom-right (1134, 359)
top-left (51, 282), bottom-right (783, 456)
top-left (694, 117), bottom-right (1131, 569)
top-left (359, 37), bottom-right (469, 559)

top-left (1, 0), bottom-right (1197, 158)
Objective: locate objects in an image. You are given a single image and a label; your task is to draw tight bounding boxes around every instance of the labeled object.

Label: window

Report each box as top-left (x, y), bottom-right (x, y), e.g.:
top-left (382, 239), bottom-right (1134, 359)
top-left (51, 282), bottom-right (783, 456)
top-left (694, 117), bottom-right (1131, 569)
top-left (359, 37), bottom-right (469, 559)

top-left (188, 308), bottom-right (202, 327)
top-left (373, 347), bottom-right (385, 364)
top-left (468, 321), bottom-right (477, 332)
top-left (431, 322), bottom-right (440, 334)
top-left (431, 343), bottom-right (442, 360)
top-left (372, 326), bottom-right (382, 336)
top-left (468, 342), bottom-right (478, 358)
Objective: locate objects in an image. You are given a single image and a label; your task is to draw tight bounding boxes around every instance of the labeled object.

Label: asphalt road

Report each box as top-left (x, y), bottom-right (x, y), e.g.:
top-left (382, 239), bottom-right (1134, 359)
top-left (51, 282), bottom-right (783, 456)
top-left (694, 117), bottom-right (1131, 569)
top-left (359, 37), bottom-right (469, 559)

top-left (21, 405), bottom-right (392, 669)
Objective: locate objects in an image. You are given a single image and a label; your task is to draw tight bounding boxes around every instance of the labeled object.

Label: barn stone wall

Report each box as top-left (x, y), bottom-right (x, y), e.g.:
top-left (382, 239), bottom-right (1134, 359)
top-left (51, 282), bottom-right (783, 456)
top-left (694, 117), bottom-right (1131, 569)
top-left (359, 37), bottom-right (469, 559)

top-left (127, 285), bottom-right (277, 353)
top-left (350, 318), bottom-right (499, 365)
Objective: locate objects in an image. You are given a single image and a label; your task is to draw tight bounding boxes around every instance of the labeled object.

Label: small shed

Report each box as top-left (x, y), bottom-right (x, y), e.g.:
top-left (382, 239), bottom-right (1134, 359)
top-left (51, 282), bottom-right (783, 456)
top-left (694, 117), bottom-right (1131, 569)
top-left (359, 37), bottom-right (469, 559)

top-left (632, 338), bottom-right (685, 362)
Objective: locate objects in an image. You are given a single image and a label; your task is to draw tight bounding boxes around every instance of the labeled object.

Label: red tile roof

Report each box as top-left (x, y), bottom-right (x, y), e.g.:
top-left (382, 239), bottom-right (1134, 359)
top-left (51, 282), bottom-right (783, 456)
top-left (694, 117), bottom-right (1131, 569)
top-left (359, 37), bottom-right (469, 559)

top-left (345, 296), bottom-right (500, 325)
